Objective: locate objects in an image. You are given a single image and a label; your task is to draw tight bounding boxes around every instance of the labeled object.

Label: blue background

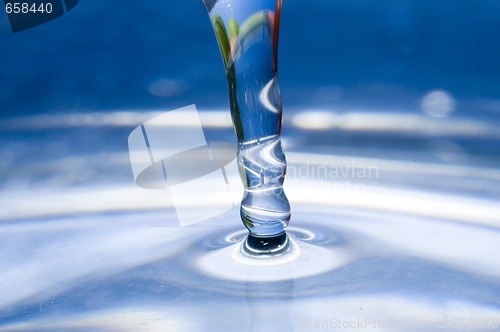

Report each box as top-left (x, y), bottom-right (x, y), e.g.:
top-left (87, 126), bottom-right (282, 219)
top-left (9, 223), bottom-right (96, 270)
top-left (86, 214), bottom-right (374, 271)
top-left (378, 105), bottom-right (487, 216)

top-left (1, 3), bottom-right (500, 328)
top-left (0, 0), bottom-right (499, 118)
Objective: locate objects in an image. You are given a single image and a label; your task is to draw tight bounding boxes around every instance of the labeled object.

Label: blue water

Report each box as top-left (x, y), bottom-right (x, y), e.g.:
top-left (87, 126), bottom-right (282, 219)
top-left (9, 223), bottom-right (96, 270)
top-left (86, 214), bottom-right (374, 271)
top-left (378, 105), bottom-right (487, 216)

top-left (204, 0), bottom-right (291, 237)
top-left (1, 2), bottom-right (500, 331)
top-left (0, 1), bottom-right (499, 118)
top-left (2, 1), bottom-right (498, 211)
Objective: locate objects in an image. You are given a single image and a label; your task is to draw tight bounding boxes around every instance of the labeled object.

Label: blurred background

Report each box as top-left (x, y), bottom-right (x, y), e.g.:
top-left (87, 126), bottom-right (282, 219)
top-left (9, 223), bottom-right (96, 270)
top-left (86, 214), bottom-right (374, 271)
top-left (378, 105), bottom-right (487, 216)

top-left (1, 0), bottom-right (499, 217)
top-left (1, 1), bottom-right (500, 330)
top-left (1, 0), bottom-right (499, 178)
top-left (1, 0), bottom-right (499, 114)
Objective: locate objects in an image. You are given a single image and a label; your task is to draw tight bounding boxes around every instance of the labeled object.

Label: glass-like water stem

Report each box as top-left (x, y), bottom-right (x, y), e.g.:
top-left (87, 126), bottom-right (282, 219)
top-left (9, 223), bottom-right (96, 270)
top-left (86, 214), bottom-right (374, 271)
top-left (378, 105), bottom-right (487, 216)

top-left (202, 0), bottom-right (291, 251)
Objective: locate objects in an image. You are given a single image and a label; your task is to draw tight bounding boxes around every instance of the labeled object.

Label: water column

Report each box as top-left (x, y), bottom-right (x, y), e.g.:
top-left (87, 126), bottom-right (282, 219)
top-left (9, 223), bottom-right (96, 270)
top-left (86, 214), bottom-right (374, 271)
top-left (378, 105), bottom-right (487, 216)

top-left (202, 0), bottom-right (291, 253)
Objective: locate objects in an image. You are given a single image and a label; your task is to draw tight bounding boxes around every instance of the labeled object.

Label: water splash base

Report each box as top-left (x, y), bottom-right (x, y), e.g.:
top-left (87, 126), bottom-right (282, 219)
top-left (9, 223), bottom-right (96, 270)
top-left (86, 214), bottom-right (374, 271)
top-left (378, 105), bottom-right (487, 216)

top-left (197, 226), bottom-right (351, 282)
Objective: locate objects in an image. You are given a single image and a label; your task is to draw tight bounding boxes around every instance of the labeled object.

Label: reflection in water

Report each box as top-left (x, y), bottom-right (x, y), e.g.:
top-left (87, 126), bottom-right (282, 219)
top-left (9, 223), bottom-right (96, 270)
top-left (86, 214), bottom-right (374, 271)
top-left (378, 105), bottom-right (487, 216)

top-left (196, 226), bottom-right (349, 282)
top-left (290, 110), bottom-right (499, 137)
top-left (421, 90), bottom-right (455, 118)
top-left (1, 110), bottom-right (500, 331)
top-left (245, 280), bottom-right (294, 332)
top-left (1, 207), bottom-right (500, 331)
top-left (0, 211), bottom-right (192, 310)
top-left (0, 205), bottom-right (500, 331)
